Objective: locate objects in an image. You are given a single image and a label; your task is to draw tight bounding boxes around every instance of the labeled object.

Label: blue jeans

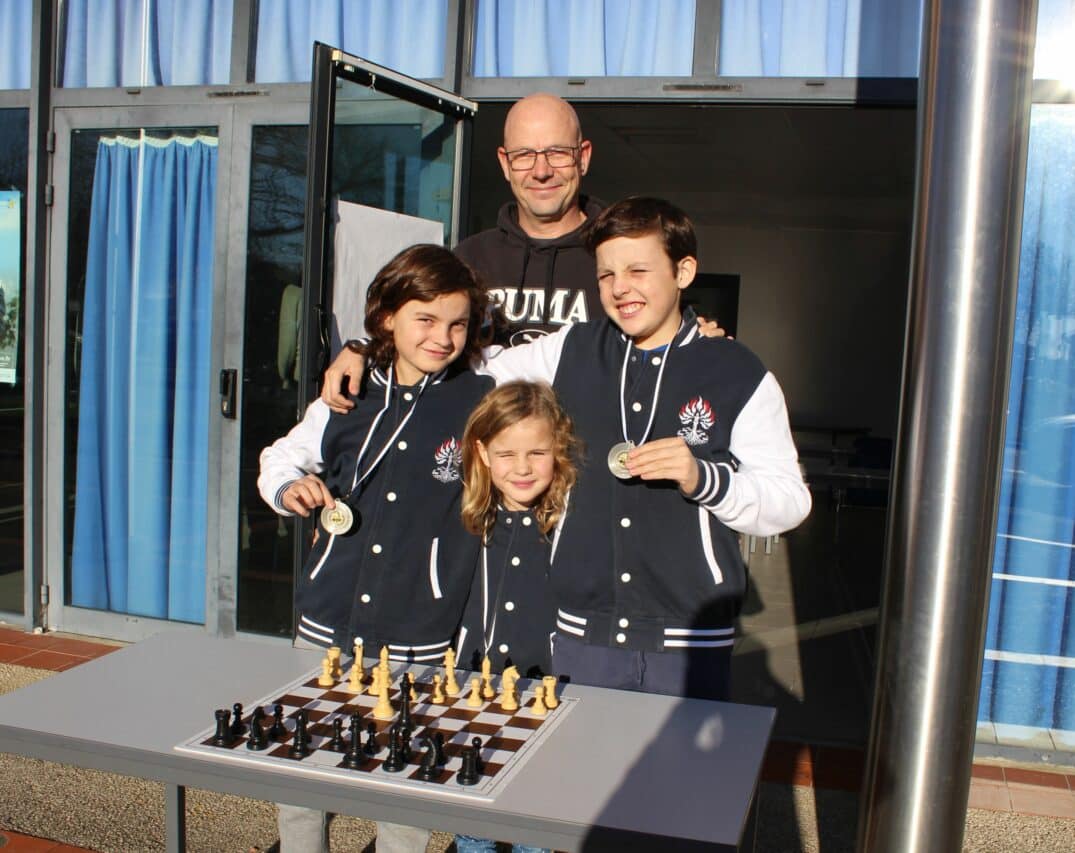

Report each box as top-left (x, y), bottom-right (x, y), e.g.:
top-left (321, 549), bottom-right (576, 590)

top-left (454, 835), bottom-right (549, 853)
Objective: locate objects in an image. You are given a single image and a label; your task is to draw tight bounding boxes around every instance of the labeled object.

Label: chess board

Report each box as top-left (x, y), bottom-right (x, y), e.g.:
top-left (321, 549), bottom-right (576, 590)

top-left (175, 662), bottom-right (576, 802)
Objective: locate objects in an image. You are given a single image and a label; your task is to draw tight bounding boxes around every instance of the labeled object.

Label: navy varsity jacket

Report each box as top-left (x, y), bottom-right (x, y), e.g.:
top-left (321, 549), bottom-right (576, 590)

top-left (455, 507), bottom-right (557, 678)
top-left (258, 365), bottom-right (494, 660)
top-left (477, 310), bottom-right (811, 652)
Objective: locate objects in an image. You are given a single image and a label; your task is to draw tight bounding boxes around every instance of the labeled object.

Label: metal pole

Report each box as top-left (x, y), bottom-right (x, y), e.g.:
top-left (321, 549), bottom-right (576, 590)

top-left (857, 2), bottom-right (1037, 851)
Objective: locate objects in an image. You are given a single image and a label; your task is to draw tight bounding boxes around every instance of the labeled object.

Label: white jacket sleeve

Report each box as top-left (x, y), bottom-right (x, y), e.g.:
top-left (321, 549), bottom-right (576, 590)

top-left (474, 325), bottom-right (573, 385)
top-left (257, 400), bottom-right (332, 515)
top-left (687, 372), bottom-right (812, 536)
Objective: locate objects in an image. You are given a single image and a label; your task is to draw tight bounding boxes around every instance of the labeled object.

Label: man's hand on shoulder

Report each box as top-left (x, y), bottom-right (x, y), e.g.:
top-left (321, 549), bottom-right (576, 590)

top-left (321, 345), bottom-right (366, 413)
top-left (626, 437), bottom-right (700, 495)
top-left (696, 316), bottom-right (730, 339)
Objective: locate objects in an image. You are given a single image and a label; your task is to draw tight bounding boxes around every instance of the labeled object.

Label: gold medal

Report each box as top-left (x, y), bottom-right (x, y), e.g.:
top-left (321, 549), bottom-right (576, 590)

top-left (607, 441), bottom-right (635, 479)
top-left (320, 501), bottom-right (354, 535)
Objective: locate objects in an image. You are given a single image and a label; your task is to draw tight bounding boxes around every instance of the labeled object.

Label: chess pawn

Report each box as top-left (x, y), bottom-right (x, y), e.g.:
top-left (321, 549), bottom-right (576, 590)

top-left (367, 663), bottom-right (382, 697)
top-left (431, 673), bottom-right (446, 705)
top-left (467, 676), bottom-right (483, 707)
top-left (530, 684), bottom-right (548, 717)
top-left (346, 660), bottom-right (364, 695)
top-left (542, 675), bottom-right (559, 709)
top-left (353, 639), bottom-right (364, 668)
top-left (318, 656), bottom-right (334, 687)
top-left (327, 645), bottom-right (343, 679)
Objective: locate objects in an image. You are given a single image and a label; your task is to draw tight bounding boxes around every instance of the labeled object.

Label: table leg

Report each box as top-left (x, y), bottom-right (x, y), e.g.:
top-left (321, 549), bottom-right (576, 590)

top-left (165, 783), bottom-right (187, 853)
top-left (739, 787), bottom-right (759, 852)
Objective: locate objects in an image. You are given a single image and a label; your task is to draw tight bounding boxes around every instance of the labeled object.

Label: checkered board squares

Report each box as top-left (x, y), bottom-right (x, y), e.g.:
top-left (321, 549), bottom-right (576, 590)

top-left (176, 664), bottom-right (576, 802)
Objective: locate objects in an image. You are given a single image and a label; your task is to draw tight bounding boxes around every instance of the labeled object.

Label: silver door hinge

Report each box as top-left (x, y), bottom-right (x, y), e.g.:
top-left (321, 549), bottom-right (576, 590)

top-left (44, 185), bottom-right (53, 206)
top-left (46, 130), bottom-right (56, 153)
top-left (39, 585), bottom-right (49, 605)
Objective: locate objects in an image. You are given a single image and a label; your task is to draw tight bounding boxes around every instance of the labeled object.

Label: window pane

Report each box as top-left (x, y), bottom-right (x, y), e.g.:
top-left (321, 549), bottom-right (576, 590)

top-left (718, 0), bottom-right (922, 78)
top-left (254, 0), bottom-right (447, 83)
top-left (0, 109), bottom-right (28, 615)
top-left (1034, 0), bottom-right (1075, 81)
top-left (0, 2), bottom-right (32, 88)
top-left (239, 124), bottom-right (308, 638)
top-left (61, 0), bottom-right (232, 87)
top-left (64, 128), bottom-right (218, 623)
top-left (473, 0), bottom-right (695, 77)
top-left (981, 105), bottom-right (1075, 734)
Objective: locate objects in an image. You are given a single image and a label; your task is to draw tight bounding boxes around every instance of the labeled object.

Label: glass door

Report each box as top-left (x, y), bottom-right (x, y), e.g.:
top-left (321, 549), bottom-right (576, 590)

top-left (46, 105), bottom-right (233, 641)
top-left (235, 48), bottom-right (476, 639)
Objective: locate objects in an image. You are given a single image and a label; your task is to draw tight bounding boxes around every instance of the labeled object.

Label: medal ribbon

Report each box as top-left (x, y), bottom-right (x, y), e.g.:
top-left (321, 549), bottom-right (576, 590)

top-left (617, 328), bottom-right (676, 446)
top-left (343, 366), bottom-right (435, 501)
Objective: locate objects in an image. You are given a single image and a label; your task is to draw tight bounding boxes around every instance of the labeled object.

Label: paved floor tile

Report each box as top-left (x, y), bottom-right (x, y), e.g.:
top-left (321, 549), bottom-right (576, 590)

top-left (1007, 784), bottom-right (1075, 819)
top-left (967, 779), bottom-right (1012, 812)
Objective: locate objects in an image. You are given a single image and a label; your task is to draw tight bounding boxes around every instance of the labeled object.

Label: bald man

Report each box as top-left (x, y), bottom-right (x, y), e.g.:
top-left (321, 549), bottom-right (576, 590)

top-left (455, 92), bottom-right (604, 346)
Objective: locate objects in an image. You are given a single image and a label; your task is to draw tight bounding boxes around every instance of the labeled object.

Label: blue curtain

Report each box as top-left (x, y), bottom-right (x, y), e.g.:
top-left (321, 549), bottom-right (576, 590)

top-left (255, 0), bottom-right (447, 83)
top-left (473, 0), bottom-right (694, 77)
top-left (719, 0), bottom-right (921, 77)
top-left (71, 134), bottom-right (217, 623)
top-left (0, 0), bottom-right (32, 88)
top-left (62, 0), bottom-right (232, 87)
top-left (978, 106), bottom-right (1075, 731)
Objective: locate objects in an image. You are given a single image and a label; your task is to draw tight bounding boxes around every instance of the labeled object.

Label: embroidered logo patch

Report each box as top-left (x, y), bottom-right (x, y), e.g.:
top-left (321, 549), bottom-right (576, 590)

top-left (677, 397), bottom-right (714, 446)
top-left (432, 437), bottom-right (463, 482)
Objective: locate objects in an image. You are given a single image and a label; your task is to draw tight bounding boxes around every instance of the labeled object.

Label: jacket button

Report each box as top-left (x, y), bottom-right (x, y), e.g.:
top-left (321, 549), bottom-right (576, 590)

top-left (386, 492), bottom-right (397, 502)
top-left (651, 355), bottom-right (662, 366)
top-left (620, 517), bottom-right (631, 528)
top-left (506, 516), bottom-right (513, 524)
top-left (371, 544), bottom-right (382, 554)
top-left (522, 516), bottom-right (532, 526)
top-left (360, 594), bottom-right (371, 604)
top-left (620, 572), bottom-right (632, 583)
top-left (511, 556), bottom-right (521, 566)
top-left (397, 440), bottom-right (407, 450)
top-left (632, 402), bottom-right (642, 412)
top-left (619, 618), bottom-right (629, 628)
top-left (498, 643), bottom-right (509, 654)
top-left (615, 632), bottom-right (627, 644)
top-left (403, 392), bottom-right (414, 401)
top-left (504, 601), bottom-right (515, 611)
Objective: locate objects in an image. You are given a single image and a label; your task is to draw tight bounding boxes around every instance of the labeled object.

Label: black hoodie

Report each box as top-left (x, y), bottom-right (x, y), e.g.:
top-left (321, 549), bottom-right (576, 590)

top-left (455, 197), bottom-right (605, 346)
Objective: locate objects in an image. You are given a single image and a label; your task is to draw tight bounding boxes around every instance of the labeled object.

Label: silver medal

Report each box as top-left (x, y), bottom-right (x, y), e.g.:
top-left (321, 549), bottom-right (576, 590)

top-left (320, 502), bottom-right (354, 535)
top-left (607, 441), bottom-right (635, 479)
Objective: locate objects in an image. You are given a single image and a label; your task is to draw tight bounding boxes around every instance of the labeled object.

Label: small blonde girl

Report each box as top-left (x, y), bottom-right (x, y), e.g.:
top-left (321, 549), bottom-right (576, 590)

top-left (456, 381), bottom-right (579, 679)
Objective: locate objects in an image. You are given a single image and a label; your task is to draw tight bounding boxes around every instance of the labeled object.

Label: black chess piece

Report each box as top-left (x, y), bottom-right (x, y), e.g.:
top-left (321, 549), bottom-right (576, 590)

top-left (470, 736), bottom-right (484, 772)
top-left (397, 675), bottom-right (413, 732)
top-left (433, 732), bottom-right (447, 766)
top-left (247, 714), bottom-right (268, 751)
top-left (289, 709), bottom-right (312, 758)
top-left (268, 703), bottom-right (287, 740)
top-left (400, 727), bottom-right (413, 762)
top-left (456, 745), bottom-right (480, 786)
top-left (382, 730), bottom-right (406, 773)
top-left (329, 717), bottom-right (345, 752)
top-left (417, 737), bottom-right (438, 781)
top-left (229, 702), bottom-right (246, 737)
top-left (210, 708), bottom-right (234, 746)
top-left (364, 722), bottom-right (379, 757)
top-left (342, 726), bottom-right (367, 769)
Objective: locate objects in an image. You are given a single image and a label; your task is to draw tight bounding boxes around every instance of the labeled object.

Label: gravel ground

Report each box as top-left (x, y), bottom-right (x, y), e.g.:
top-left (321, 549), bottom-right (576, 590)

top-left (2, 663), bottom-right (1073, 852)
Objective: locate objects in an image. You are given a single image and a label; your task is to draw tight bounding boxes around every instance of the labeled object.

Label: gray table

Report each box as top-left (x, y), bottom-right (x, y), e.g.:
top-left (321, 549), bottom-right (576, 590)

top-left (0, 632), bottom-right (773, 852)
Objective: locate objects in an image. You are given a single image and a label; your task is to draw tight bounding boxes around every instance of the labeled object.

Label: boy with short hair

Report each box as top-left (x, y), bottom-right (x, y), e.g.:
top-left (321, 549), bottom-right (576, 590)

top-left (478, 196), bottom-right (811, 700)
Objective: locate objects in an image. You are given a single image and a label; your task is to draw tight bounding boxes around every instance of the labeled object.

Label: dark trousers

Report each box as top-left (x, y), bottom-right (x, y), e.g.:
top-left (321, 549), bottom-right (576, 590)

top-left (551, 633), bottom-right (732, 701)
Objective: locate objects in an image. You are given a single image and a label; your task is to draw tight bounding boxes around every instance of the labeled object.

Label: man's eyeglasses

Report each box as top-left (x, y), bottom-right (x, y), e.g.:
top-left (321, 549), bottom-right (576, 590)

top-left (503, 146), bottom-right (580, 171)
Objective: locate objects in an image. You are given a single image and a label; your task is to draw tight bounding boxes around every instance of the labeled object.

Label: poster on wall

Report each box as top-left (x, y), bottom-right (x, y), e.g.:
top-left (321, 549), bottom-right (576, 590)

top-left (0, 191), bottom-right (19, 385)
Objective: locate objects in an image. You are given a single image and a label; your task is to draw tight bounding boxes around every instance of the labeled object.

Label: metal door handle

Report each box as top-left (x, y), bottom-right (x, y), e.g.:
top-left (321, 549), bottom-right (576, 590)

top-left (220, 369), bottom-right (237, 419)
